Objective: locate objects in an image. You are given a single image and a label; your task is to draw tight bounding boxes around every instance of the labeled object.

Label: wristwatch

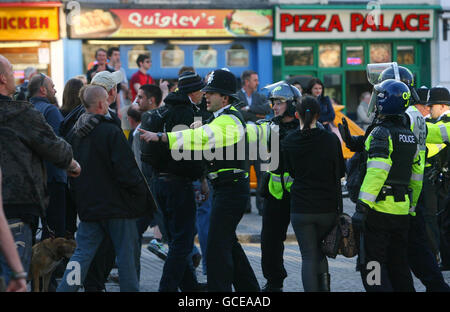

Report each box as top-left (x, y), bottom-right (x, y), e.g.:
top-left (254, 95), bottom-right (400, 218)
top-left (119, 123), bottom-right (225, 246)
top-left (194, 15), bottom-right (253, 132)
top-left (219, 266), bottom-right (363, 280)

top-left (156, 132), bottom-right (163, 142)
top-left (10, 271), bottom-right (27, 280)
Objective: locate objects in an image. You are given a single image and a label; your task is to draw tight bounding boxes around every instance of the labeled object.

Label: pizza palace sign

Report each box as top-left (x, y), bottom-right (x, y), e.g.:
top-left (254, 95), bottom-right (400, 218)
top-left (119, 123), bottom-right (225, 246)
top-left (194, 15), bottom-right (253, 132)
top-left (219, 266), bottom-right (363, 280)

top-left (275, 9), bottom-right (434, 40)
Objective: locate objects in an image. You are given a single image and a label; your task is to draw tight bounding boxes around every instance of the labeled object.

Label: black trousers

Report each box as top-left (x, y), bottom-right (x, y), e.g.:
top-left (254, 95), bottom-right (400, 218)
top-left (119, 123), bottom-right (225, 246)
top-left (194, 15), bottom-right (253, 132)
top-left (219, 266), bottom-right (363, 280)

top-left (207, 177), bottom-right (260, 292)
top-left (408, 209), bottom-right (450, 291)
top-left (260, 194), bottom-right (290, 287)
top-left (361, 209), bottom-right (415, 292)
top-left (439, 197), bottom-right (450, 266)
top-left (420, 179), bottom-right (440, 255)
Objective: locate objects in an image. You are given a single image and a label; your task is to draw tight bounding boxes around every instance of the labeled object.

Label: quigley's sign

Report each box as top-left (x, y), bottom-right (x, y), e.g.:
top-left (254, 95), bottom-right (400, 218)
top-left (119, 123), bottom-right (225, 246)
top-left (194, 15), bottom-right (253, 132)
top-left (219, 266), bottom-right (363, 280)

top-left (275, 8), bottom-right (434, 40)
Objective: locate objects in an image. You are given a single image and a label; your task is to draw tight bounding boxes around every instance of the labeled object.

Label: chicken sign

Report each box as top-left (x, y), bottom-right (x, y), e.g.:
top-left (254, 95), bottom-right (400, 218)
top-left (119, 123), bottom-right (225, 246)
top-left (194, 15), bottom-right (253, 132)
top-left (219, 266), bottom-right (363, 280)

top-left (275, 8), bottom-right (434, 40)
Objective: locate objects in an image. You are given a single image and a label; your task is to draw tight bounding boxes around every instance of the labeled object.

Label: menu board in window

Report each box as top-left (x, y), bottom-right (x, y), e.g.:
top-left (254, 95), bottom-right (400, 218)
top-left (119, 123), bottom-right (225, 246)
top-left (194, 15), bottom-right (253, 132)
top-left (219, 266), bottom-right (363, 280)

top-left (397, 45), bottom-right (415, 65)
top-left (194, 49), bottom-right (217, 68)
top-left (226, 49), bottom-right (249, 67)
top-left (128, 50), bottom-right (150, 69)
top-left (370, 43), bottom-right (391, 63)
top-left (161, 50), bottom-right (185, 68)
top-left (319, 44), bottom-right (341, 68)
top-left (284, 46), bottom-right (313, 66)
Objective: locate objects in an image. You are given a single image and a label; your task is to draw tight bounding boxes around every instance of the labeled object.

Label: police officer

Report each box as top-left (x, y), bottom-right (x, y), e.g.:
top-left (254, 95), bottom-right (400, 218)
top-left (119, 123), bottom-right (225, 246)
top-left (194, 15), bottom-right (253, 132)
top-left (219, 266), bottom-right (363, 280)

top-left (139, 69), bottom-right (260, 292)
top-left (341, 66), bottom-right (450, 291)
top-left (425, 87), bottom-right (450, 272)
top-left (253, 82), bottom-right (300, 292)
top-left (353, 79), bottom-right (419, 291)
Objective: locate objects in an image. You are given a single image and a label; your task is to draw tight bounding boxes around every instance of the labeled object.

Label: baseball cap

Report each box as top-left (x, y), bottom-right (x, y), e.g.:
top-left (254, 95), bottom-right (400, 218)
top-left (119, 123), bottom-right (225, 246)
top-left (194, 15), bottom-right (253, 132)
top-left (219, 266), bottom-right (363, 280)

top-left (91, 70), bottom-right (123, 92)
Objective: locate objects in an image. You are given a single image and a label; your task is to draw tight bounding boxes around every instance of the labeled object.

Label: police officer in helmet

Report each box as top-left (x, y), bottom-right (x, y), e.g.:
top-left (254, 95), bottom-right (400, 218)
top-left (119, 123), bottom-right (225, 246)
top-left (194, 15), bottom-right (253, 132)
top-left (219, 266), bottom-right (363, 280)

top-left (353, 79), bottom-right (419, 291)
top-left (255, 82), bottom-right (300, 292)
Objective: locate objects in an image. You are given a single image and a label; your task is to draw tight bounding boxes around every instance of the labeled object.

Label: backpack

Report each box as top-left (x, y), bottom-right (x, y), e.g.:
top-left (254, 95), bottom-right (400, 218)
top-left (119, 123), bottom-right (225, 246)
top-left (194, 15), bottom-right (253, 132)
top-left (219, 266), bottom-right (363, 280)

top-left (346, 151), bottom-right (367, 203)
top-left (140, 106), bottom-right (171, 171)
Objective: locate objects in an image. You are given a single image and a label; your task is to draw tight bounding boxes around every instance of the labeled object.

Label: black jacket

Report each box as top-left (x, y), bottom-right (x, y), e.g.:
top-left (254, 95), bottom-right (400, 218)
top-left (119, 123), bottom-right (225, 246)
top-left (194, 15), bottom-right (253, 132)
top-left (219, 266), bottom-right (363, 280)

top-left (282, 128), bottom-right (345, 214)
top-left (141, 91), bottom-right (205, 179)
top-left (67, 113), bottom-right (156, 222)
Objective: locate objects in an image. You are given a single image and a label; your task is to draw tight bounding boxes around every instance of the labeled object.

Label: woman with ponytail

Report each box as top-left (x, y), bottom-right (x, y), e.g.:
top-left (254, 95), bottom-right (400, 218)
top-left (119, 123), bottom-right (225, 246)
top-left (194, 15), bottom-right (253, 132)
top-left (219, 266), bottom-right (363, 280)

top-left (281, 95), bottom-right (346, 292)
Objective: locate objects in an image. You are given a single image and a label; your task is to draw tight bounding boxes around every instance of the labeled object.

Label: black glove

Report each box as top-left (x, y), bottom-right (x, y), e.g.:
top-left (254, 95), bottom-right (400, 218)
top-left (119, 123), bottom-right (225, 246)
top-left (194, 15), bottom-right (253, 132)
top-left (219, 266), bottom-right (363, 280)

top-left (352, 200), bottom-right (369, 231)
top-left (338, 117), bottom-right (360, 152)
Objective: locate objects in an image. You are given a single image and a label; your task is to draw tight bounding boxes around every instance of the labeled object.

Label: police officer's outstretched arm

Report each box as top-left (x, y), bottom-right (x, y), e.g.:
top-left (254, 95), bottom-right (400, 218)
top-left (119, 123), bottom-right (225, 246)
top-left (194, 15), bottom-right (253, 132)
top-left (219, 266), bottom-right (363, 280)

top-left (338, 117), bottom-right (365, 152)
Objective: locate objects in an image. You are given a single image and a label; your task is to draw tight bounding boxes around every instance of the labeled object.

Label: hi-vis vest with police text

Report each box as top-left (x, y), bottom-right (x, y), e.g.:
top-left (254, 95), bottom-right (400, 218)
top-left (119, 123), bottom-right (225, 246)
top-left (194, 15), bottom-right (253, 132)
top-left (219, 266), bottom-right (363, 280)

top-left (359, 121), bottom-right (419, 215)
top-left (166, 105), bottom-right (248, 175)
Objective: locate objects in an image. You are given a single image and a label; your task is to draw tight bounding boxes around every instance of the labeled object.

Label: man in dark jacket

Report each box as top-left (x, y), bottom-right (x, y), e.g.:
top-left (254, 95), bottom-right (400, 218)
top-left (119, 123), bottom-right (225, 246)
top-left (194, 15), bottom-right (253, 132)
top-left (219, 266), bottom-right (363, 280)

top-left (236, 70), bottom-right (271, 123)
top-left (140, 72), bottom-right (206, 292)
top-left (0, 55), bottom-right (80, 285)
top-left (28, 74), bottom-right (68, 239)
top-left (57, 85), bottom-right (156, 292)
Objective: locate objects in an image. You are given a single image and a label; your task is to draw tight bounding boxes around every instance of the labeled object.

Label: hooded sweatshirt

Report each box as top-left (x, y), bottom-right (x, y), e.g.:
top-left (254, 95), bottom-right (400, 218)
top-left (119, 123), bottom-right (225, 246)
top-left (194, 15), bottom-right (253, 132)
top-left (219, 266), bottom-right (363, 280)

top-left (282, 127), bottom-right (345, 214)
top-left (0, 95), bottom-right (72, 221)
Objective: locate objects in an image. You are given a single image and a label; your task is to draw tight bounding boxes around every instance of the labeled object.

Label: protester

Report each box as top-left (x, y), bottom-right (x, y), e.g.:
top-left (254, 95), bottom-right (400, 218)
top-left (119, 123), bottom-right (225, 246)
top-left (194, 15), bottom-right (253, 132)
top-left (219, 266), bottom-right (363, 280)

top-left (15, 66), bottom-right (37, 101)
top-left (0, 54), bottom-right (80, 287)
top-left (282, 95), bottom-right (345, 292)
top-left (0, 168), bottom-right (27, 292)
top-left (107, 47), bottom-right (129, 117)
top-left (140, 72), bottom-right (206, 292)
top-left (28, 74), bottom-right (68, 239)
top-left (57, 85), bottom-right (156, 292)
top-left (236, 70), bottom-right (271, 122)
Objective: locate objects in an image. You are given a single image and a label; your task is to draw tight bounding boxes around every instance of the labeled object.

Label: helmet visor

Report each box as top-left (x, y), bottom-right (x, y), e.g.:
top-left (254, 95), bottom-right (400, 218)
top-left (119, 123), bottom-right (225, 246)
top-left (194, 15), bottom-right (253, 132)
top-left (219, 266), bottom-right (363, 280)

top-left (368, 90), bottom-right (378, 117)
top-left (410, 87), bottom-right (420, 104)
top-left (366, 62), bottom-right (400, 85)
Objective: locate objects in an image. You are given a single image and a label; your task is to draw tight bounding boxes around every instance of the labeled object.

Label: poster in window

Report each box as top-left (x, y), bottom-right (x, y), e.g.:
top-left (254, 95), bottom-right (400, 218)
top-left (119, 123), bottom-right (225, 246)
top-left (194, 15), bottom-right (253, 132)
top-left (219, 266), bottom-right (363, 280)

top-left (226, 49), bottom-right (249, 67)
top-left (161, 50), bottom-right (185, 68)
top-left (194, 50), bottom-right (217, 68)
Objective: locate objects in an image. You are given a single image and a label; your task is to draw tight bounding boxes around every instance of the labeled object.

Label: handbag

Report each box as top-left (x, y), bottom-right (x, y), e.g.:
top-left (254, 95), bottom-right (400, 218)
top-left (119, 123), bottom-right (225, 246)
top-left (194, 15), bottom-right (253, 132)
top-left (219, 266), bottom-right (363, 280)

top-left (321, 161), bottom-right (358, 258)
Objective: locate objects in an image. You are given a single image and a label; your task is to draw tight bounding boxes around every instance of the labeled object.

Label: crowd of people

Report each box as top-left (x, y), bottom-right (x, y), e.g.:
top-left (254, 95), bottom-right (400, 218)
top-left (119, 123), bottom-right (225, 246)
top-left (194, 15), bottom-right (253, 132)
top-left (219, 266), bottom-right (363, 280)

top-left (0, 46), bottom-right (449, 293)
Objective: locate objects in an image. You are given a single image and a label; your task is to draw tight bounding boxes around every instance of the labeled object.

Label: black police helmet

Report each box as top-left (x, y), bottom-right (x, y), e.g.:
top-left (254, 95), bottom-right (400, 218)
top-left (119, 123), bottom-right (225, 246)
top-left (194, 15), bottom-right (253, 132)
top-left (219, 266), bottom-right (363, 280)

top-left (201, 69), bottom-right (237, 97)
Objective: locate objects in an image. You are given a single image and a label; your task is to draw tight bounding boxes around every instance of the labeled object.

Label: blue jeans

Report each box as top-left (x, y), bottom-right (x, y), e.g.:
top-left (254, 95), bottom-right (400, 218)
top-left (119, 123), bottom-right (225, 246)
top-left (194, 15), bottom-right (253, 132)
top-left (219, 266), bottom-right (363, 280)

top-left (0, 219), bottom-right (33, 285)
top-left (193, 179), bottom-right (213, 275)
top-left (57, 218), bottom-right (140, 292)
top-left (152, 176), bottom-right (198, 292)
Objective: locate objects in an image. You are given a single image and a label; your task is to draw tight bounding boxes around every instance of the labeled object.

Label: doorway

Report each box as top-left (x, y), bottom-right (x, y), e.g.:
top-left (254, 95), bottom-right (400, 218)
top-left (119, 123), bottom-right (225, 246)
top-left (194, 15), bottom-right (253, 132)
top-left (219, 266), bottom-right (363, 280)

top-left (345, 71), bottom-right (372, 122)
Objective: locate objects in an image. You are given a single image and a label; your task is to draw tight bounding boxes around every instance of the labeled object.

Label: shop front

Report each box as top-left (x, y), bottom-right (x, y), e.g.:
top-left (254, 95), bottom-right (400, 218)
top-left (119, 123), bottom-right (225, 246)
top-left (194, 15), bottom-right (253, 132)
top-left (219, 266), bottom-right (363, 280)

top-left (0, 1), bottom-right (61, 86)
top-left (66, 6), bottom-right (273, 88)
top-left (273, 4), bottom-right (438, 118)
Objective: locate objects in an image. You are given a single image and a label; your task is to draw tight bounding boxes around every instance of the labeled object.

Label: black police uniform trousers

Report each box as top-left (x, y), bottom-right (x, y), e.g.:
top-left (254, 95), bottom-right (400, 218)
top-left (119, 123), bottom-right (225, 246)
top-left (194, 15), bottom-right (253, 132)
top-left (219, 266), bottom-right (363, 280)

top-left (361, 208), bottom-right (415, 292)
top-left (206, 176), bottom-right (260, 292)
top-left (439, 192), bottom-right (450, 267)
top-left (261, 193), bottom-right (290, 288)
top-left (408, 203), bottom-right (450, 291)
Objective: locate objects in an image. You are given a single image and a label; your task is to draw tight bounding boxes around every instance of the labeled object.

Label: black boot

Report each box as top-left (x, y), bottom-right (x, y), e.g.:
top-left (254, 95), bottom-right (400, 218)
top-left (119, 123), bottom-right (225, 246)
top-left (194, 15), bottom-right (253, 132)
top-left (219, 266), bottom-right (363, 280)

top-left (318, 273), bottom-right (330, 292)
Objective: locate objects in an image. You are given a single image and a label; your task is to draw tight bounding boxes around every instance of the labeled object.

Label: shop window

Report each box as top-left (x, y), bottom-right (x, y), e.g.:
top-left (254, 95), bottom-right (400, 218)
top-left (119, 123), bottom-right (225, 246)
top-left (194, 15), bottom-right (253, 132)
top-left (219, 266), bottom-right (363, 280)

top-left (226, 44), bottom-right (249, 67)
top-left (370, 43), bottom-right (391, 63)
top-left (319, 44), bottom-right (341, 68)
top-left (128, 48), bottom-right (151, 69)
top-left (397, 45), bottom-right (415, 65)
top-left (284, 46), bottom-right (313, 66)
top-left (161, 45), bottom-right (184, 68)
top-left (323, 73), bottom-right (342, 104)
top-left (346, 46), bottom-right (364, 66)
top-left (194, 45), bottom-right (217, 68)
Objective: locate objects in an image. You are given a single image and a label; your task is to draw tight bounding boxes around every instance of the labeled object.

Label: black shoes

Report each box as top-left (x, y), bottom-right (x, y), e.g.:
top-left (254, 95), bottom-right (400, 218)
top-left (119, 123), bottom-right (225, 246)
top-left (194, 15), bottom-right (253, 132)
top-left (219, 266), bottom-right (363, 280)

top-left (192, 253), bottom-right (202, 269)
top-left (261, 282), bottom-right (283, 292)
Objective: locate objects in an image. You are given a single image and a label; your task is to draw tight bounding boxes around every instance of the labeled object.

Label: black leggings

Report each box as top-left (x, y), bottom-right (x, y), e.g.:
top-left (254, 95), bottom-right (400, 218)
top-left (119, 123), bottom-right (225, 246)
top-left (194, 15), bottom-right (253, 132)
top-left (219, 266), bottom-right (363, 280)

top-left (291, 212), bottom-right (337, 292)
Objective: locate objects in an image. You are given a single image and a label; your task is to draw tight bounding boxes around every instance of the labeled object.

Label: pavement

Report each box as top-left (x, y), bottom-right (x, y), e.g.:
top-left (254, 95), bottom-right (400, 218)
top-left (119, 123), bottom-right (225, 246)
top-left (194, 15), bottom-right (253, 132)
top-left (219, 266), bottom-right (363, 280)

top-left (108, 196), bottom-right (450, 292)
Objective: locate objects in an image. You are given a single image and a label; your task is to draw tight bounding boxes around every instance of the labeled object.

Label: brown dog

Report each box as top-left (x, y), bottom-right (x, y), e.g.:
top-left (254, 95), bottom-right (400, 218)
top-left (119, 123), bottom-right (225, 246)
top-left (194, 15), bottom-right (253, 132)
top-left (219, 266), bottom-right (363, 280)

top-left (29, 237), bottom-right (76, 292)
